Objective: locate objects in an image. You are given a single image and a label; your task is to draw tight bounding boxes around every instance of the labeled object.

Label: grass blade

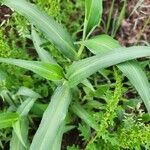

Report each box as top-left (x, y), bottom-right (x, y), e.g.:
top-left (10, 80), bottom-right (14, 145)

top-left (11, 88), bottom-right (40, 150)
top-left (30, 82), bottom-right (71, 150)
top-left (81, 79), bottom-right (95, 92)
top-left (17, 97), bottom-right (38, 117)
top-left (16, 86), bottom-right (41, 99)
top-left (67, 46), bottom-right (150, 87)
top-left (84, 0), bottom-right (103, 38)
top-left (52, 122), bottom-right (65, 150)
top-left (106, 0), bottom-right (115, 33)
top-left (119, 61), bottom-right (150, 113)
top-left (10, 117), bottom-right (29, 150)
top-left (31, 28), bottom-right (56, 64)
top-left (83, 35), bottom-right (120, 54)
top-left (0, 58), bottom-right (64, 81)
top-left (72, 103), bottom-right (98, 130)
top-left (112, 0), bottom-right (127, 37)
top-left (3, 0), bottom-right (77, 60)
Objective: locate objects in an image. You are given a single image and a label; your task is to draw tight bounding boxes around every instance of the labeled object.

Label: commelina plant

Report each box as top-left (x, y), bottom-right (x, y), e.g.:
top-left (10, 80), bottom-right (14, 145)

top-left (0, 0), bottom-right (150, 150)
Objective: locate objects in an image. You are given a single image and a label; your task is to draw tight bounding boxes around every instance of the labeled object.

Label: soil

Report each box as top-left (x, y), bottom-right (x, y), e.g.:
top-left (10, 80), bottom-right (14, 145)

top-left (116, 0), bottom-right (150, 46)
top-left (0, 5), bottom-right (12, 25)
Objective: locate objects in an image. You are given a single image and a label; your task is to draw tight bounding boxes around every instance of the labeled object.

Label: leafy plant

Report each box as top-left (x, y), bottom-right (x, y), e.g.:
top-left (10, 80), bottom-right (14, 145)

top-left (0, 0), bottom-right (150, 149)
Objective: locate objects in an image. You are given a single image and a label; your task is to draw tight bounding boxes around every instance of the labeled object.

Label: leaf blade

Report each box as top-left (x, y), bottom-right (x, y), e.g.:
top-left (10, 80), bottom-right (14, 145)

top-left (11, 88), bottom-right (40, 150)
top-left (30, 82), bottom-right (71, 150)
top-left (72, 103), bottom-right (98, 130)
top-left (84, 0), bottom-right (103, 37)
top-left (31, 28), bottom-right (56, 64)
top-left (67, 46), bottom-right (150, 87)
top-left (119, 61), bottom-right (150, 113)
top-left (0, 58), bottom-right (64, 81)
top-left (10, 117), bottom-right (29, 150)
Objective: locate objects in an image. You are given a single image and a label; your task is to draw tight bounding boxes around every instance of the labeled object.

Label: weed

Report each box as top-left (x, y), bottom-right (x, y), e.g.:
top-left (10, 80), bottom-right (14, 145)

top-left (0, 0), bottom-right (150, 149)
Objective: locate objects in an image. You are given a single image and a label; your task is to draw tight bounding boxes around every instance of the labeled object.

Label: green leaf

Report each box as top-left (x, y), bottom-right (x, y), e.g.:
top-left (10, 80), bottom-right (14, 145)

top-left (0, 112), bottom-right (19, 129)
top-left (78, 123), bottom-right (91, 141)
top-left (119, 61), bottom-right (150, 113)
top-left (71, 103), bottom-right (98, 130)
top-left (0, 58), bottom-right (64, 81)
top-left (0, 90), bottom-right (16, 107)
top-left (84, 0), bottom-right (103, 37)
top-left (30, 82), bottom-right (71, 150)
top-left (81, 79), bottom-right (95, 92)
top-left (11, 88), bottom-right (40, 149)
top-left (106, 0), bottom-right (115, 33)
top-left (3, 0), bottom-right (77, 60)
top-left (12, 119), bottom-right (27, 149)
top-left (31, 103), bottom-right (47, 117)
top-left (16, 86), bottom-right (41, 99)
top-left (10, 117), bottom-right (29, 150)
top-left (31, 28), bottom-right (56, 64)
top-left (17, 98), bottom-right (38, 117)
top-left (83, 35), bottom-right (150, 113)
top-left (52, 122), bottom-right (65, 150)
top-left (67, 46), bottom-right (150, 87)
top-left (83, 35), bottom-right (120, 54)
top-left (112, 0), bottom-right (127, 37)
top-left (0, 70), bottom-right (7, 83)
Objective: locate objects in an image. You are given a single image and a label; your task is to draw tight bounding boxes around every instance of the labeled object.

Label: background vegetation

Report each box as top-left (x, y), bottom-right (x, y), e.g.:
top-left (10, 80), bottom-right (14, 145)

top-left (0, 0), bottom-right (150, 149)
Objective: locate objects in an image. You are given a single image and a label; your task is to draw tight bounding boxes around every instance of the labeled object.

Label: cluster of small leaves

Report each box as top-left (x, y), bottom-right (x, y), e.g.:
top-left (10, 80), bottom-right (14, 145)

top-left (85, 67), bottom-right (122, 149)
top-left (117, 116), bottom-right (150, 149)
top-left (77, 69), bottom-right (150, 149)
top-left (36, 0), bottom-right (60, 19)
top-left (0, 30), bottom-right (32, 90)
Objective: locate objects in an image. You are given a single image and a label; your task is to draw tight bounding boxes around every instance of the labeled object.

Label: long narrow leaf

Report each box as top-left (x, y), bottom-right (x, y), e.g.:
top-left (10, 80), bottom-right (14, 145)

top-left (112, 0), bottom-right (127, 37)
top-left (119, 61), bottom-right (150, 113)
top-left (84, 0), bottom-right (103, 37)
top-left (17, 97), bottom-right (38, 117)
top-left (30, 82), bottom-right (71, 150)
top-left (71, 103), bottom-right (98, 130)
top-left (83, 35), bottom-right (150, 113)
top-left (83, 35), bottom-right (120, 54)
top-left (106, 0), bottom-right (115, 33)
top-left (11, 88), bottom-right (40, 150)
top-left (31, 28), bottom-right (56, 64)
top-left (10, 117), bottom-right (29, 150)
top-left (67, 46), bottom-right (150, 87)
top-left (3, 0), bottom-right (77, 60)
top-left (0, 58), bottom-right (63, 81)
top-left (17, 86), bottom-right (41, 99)
top-left (52, 122), bottom-right (65, 150)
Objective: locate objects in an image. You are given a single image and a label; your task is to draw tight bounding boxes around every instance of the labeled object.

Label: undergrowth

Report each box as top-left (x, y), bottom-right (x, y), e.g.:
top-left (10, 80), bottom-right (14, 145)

top-left (0, 0), bottom-right (150, 150)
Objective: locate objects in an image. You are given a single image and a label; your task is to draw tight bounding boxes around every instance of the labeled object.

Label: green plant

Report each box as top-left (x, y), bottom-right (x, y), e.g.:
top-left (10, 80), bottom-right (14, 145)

top-left (0, 29), bottom-right (31, 90)
top-left (0, 0), bottom-right (150, 149)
